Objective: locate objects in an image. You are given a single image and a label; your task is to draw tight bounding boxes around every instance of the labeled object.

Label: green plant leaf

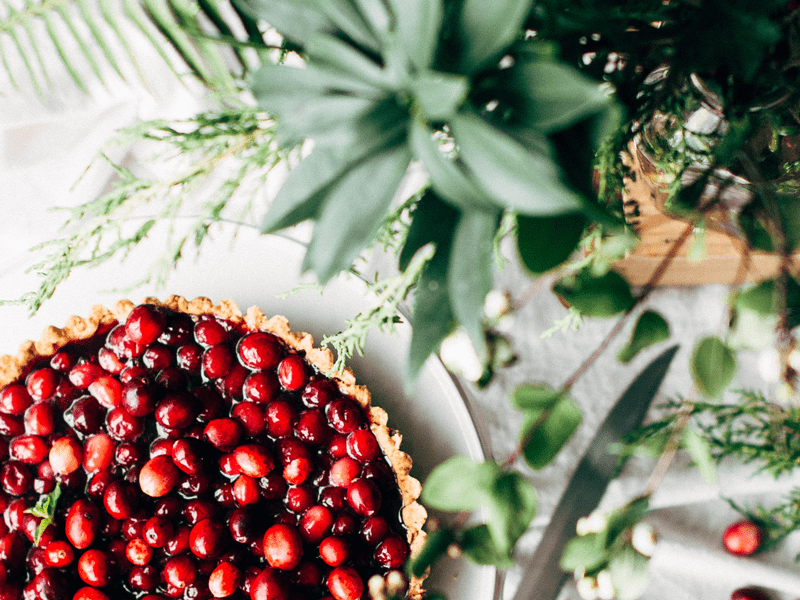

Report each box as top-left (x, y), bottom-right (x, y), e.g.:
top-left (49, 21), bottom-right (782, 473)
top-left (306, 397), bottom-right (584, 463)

top-left (457, 0), bottom-right (534, 73)
top-left (736, 280), bottom-right (776, 315)
top-left (608, 545), bottom-right (650, 600)
top-left (386, 0), bottom-right (442, 69)
top-left (516, 213), bottom-right (586, 274)
top-left (399, 190), bottom-right (459, 271)
top-left (410, 71), bottom-right (469, 121)
top-left (519, 394), bottom-right (582, 469)
top-left (484, 471), bottom-right (538, 555)
top-left (560, 533), bottom-right (608, 572)
top-left (603, 496), bottom-right (649, 547)
top-left (353, 0), bottom-right (390, 35)
top-left (318, 0), bottom-right (380, 53)
top-left (506, 52), bottom-right (610, 134)
top-left (232, 0), bottom-right (332, 46)
top-left (460, 524), bottom-right (514, 568)
top-left (42, 9), bottom-right (88, 94)
top-left (305, 33), bottom-right (392, 89)
top-left (682, 427), bottom-right (718, 486)
top-left (304, 144), bottom-right (411, 282)
top-left (409, 119), bottom-right (497, 211)
top-left (447, 209), bottom-right (500, 363)
top-left (511, 384), bottom-right (563, 411)
top-left (553, 270), bottom-right (635, 317)
top-left (77, 0), bottom-right (126, 81)
top-left (691, 336), bottom-right (736, 397)
top-left (449, 110), bottom-right (585, 216)
top-left (421, 456), bottom-right (500, 512)
top-left (276, 95), bottom-right (377, 146)
top-left (407, 528), bottom-right (454, 578)
top-left (617, 310), bottom-right (670, 364)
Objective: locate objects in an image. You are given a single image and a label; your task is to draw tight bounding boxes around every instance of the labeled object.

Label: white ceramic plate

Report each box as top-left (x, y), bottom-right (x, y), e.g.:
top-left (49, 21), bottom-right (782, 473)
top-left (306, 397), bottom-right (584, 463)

top-left (0, 227), bottom-right (497, 600)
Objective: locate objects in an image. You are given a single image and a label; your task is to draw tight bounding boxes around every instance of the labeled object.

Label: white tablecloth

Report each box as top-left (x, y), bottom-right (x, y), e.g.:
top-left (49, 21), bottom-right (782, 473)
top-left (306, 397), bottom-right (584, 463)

top-left (1, 36), bottom-right (799, 600)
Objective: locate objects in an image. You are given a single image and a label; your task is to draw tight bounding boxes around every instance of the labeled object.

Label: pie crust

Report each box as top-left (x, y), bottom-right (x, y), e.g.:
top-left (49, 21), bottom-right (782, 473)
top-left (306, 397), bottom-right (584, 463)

top-left (0, 295), bottom-right (427, 598)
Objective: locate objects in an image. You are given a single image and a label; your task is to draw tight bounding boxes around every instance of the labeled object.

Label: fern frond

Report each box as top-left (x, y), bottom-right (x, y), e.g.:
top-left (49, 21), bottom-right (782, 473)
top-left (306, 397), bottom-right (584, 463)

top-left (0, 0), bottom-right (274, 100)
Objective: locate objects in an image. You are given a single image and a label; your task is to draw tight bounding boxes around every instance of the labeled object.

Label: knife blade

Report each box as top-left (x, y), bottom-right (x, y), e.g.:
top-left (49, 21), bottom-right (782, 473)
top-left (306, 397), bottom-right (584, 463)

top-left (510, 344), bottom-right (679, 600)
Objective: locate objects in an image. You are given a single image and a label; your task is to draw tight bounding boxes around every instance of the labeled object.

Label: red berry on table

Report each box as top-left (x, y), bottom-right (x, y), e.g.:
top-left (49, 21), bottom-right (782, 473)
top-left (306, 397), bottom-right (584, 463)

top-left (125, 304), bottom-right (167, 346)
top-left (43, 540), bottom-right (74, 568)
top-left (278, 355), bottom-right (308, 391)
top-left (730, 588), bottom-right (771, 600)
top-left (65, 500), bottom-right (102, 549)
top-left (77, 548), bottom-right (111, 587)
top-left (233, 444), bottom-right (275, 478)
top-left (49, 437), bottom-right (82, 475)
top-left (208, 561), bottom-right (241, 598)
top-left (237, 332), bottom-right (283, 370)
top-left (82, 433), bottom-right (114, 472)
top-left (346, 429), bottom-right (380, 462)
top-left (327, 565), bottom-right (364, 600)
top-left (126, 538), bottom-right (153, 565)
top-left (723, 520), bottom-right (763, 556)
top-left (346, 478), bottom-right (381, 517)
top-left (139, 455), bottom-right (180, 497)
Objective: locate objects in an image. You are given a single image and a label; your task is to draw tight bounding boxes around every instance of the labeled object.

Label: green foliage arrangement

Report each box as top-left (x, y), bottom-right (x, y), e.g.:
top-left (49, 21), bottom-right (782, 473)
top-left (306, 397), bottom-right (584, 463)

top-left (4, 1), bottom-right (800, 599)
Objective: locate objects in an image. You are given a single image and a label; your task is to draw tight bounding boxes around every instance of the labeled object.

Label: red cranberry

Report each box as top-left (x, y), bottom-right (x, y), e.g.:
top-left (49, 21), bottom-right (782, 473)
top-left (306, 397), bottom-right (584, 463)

top-left (105, 407), bottom-right (144, 441)
top-left (361, 516), bottom-right (389, 545)
top-left (32, 567), bottom-right (69, 600)
top-left (193, 386), bottom-right (226, 422)
top-left (143, 516), bottom-right (173, 548)
top-left (233, 475), bottom-right (261, 506)
top-left (204, 419), bottom-right (244, 452)
top-left (332, 515), bottom-right (358, 537)
top-left (285, 486), bottom-right (314, 514)
top-left (68, 363), bottom-right (104, 390)
top-left (194, 319), bottom-right (228, 347)
top-left (242, 372), bottom-right (280, 404)
top-left (329, 458), bottom-right (360, 488)
top-left (121, 378), bottom-right (160, 417)
top-left (24, 403), bottom-right (55, 436)
top-left (203, 346), bottom-right (234, 380)
top-left (730, 589), bottom-right (771, 600)
top-left (346, 429), bottom-right (380, 462)
top-left (49, 437), bottom-right (82, 475)
top-left (50, 349), bottom-right (77, 372)
top-left (139, 455), bottom-right (180, 497)
top-left (166, 525), bottom-right (192, 556)
top-left (219, 365), bottom-right (248, 400)
top-left (125, 305), bottom-right (167, 345)
top-left (43, 541), bottom-right (74, 568)
top-left (189, 518), bottom-right (228, 560)
top-left (183, 499), bottom-right (219, 525)
top-left (283, 458), bottom-right (313, 486)
top-left (126, 538), bottom-right (153, 565)
top-left (233, 445), bottom-right (275, 478)
top-left (263, 524), bottom-right (303, 570)
top-left (73, 587), bottom-right (111, 600)
top-left (228, 507), bottom-right (260, 544)
top-left (301, 379), bottom-right (339, 410)
top-left (0, 415), bottom-right (23, 439)
top-left (0, 462), bottom-right (31, 496)
top-left (319, 487), bottom-right (347, 512)
top-left (232, 403), bottom-right (266, 437)
top-left (250, 567), bottom-right (289, 600)
top-left (154, 494), bottom-right (183, 519)
top-left (65, 500), bottom-right (102, 549)
top-left (327, 566), bottom-right (363, 600)
top-left (160, 312), bottom-right (194, 346)
top-left (77, 548), bottom-right (111, 587)
top-left (258, 471), bottom-right (288, 501)
top-left (83, 434), bottom-right (115, 472)
top-left (116, 441), bottom-right (148, 466)
top-left (142, 343), bottom-right (174, 371)
top-left (327, 434), bottom-right (348, 459)
top-left (164, 554), bottom-right (197, 589)
top-left (171, 439), bottom-right (204, 475)
top-left (155, 367), bottom-right (188, 393)
top-left (346, 478), bottom-right (381, 517)
top-left (0, 386), bottom-right (31, 416)
top-left (208, 561), bottom-right (241, 598)
top-left (154, 392), bottom-right (197, 430)
top-left (26, 369), bottom-right (61, 402)
top-left (294, 410), bottom-right (332, 446)
top-left (0, 531), bottom-right (26, 573)
top-left (723, 520), bottom-right (763, 556)
top-left (106, 325), bottom-right (144, 359)
top-left (278, 355), bottom-right (308, 391)
top-left (266, 401), bottom-right (297, 439)
top-left (104, 481), bottom-right (138, 519)
top-left (177, 344), bottom-right (204, 374)
top-left (375, 534), bottom-right (409, 568)
top-left (88, 376), bottom-right (123, 409)
top-left (128, 563), bottom-right (159, 592)
top-left (319, 536), bottom-right (350, 567)
top-left (65, 396), bottom-right (104, 435)
top-left (298, 506), bottom-right (333, 544)
top-left (237, 333), bottom-right (283, 370)
top-left (326, 399), bottom-right (363, 434)
top-left (291, 560), bottom-right (323, 587)
top-left (9, 435), bottom-right (48, 465)
top-left (97, 348), bottom-right (125, 374)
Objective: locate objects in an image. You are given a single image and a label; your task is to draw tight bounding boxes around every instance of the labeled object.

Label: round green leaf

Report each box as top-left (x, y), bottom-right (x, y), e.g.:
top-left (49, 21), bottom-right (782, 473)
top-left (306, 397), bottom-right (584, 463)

top-left (516, 213), bottom-right (586, 274)
top-left (608, 545), bottom-right (650, 600)
top-left (691, 336), bottom-right (736, 397)
top-left (484, 471), bottom-right (538, 554)
top-left (553, 270), bottom-right (635, 317)
top-left (460, 525), bottom-right (514, 568)
top-left (511, 384), bottom-right (563, 411)
top-left (520, 395), bottom-right (582, 470)
top-left (559, 533), bottom-right (608, 572)
top-left (617, 310), bottom-right (670, 364)
top-left (421, 456), bottom-right (499, 511)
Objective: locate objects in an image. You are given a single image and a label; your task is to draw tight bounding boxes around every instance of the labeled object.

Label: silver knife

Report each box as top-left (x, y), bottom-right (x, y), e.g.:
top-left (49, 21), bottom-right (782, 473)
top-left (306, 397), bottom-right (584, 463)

top-left (510, 344), bottom-right (680, 600)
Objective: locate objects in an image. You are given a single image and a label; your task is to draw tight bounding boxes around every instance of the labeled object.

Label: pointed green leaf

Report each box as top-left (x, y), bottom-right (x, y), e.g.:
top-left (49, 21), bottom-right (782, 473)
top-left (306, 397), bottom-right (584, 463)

top-left (691, 336), bottom-right (736, 397)
top-left (618, 310), bottom-right (670, 364)
top-left (306, 34), bottom-right (392, 89)
top-left (460, 524), bottom-right (514, 568)
top-left (457, 0), bottom-right (534, 73)
top-left (19, 3), bottom-right (52, 89)
top-left (399, 190), bottom-right (459, 271)
top-left (0, 40), bottom-right (19, 91)
top-left (484, 471), bottom-right (538, 554)
top-left (511, 384), bottom-right (563, 411)
top-left (407, 528), bottom-right (454, 578)
top-left (353, 0), bottom-right (390, 35)
top-left (79, 0), bottom-right (126, 81)
top-left (506, 53), bottom-right (610, 134)
top-left (409, 119), bottom-right (497, 211)
top-left (386, 0), bottom-right (442, 69)
top-left (608, 545), bottom-right (650, 600)
top-left (450, 110), bottom-right (585, 216)
top-left (603, 496), bottom-right (649, 547)
top-left (42, 11), bottom-right (88, 94)
top-left (3, 22), bottom-right (42, 96)
top-left (682, 427), bottom-right (718, 486)
top-left (105, 0), bottom-right (149, 83)
top-left (275, 95), bottom-right (376, 146)
top-left (196, 0), bottom-right (250, 72)
top-left (305, 144), bottom-right (411, 282)
top-left (319, 0), bottom-right (379, 52)
top-left (233, 0), bottom-right (332, 46)
top-left (410, 71), bottom-right (469, 121)
top-left (553, 270), bottom-right (635, 317)
top-left (421, 456), bottom-right (499, 511)
top-left (736, 280), bottom-right (775, 315)
top-left (447, 209), bottom-right (500, 363)
top-left (560, 533), bottom-right (608, 572)
top-left (516, 213), bottom-right (586, 274)
top-left (520, 394), bottom-right (582, 469)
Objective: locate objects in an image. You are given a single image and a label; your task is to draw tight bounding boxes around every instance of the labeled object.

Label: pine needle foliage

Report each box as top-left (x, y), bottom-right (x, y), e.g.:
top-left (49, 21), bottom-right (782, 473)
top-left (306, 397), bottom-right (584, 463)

top-left (0, 0), bottom-right (275, 99)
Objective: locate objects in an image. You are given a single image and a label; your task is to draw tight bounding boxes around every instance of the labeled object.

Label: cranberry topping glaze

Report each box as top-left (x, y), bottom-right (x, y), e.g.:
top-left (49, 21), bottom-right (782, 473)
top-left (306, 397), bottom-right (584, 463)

top-left (0, 297), bottom-right (426, 600)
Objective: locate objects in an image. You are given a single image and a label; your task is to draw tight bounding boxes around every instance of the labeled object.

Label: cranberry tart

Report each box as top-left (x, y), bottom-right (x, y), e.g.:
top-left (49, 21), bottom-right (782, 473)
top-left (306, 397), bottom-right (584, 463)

top-left (0, 296), bottom-right (426, 600)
